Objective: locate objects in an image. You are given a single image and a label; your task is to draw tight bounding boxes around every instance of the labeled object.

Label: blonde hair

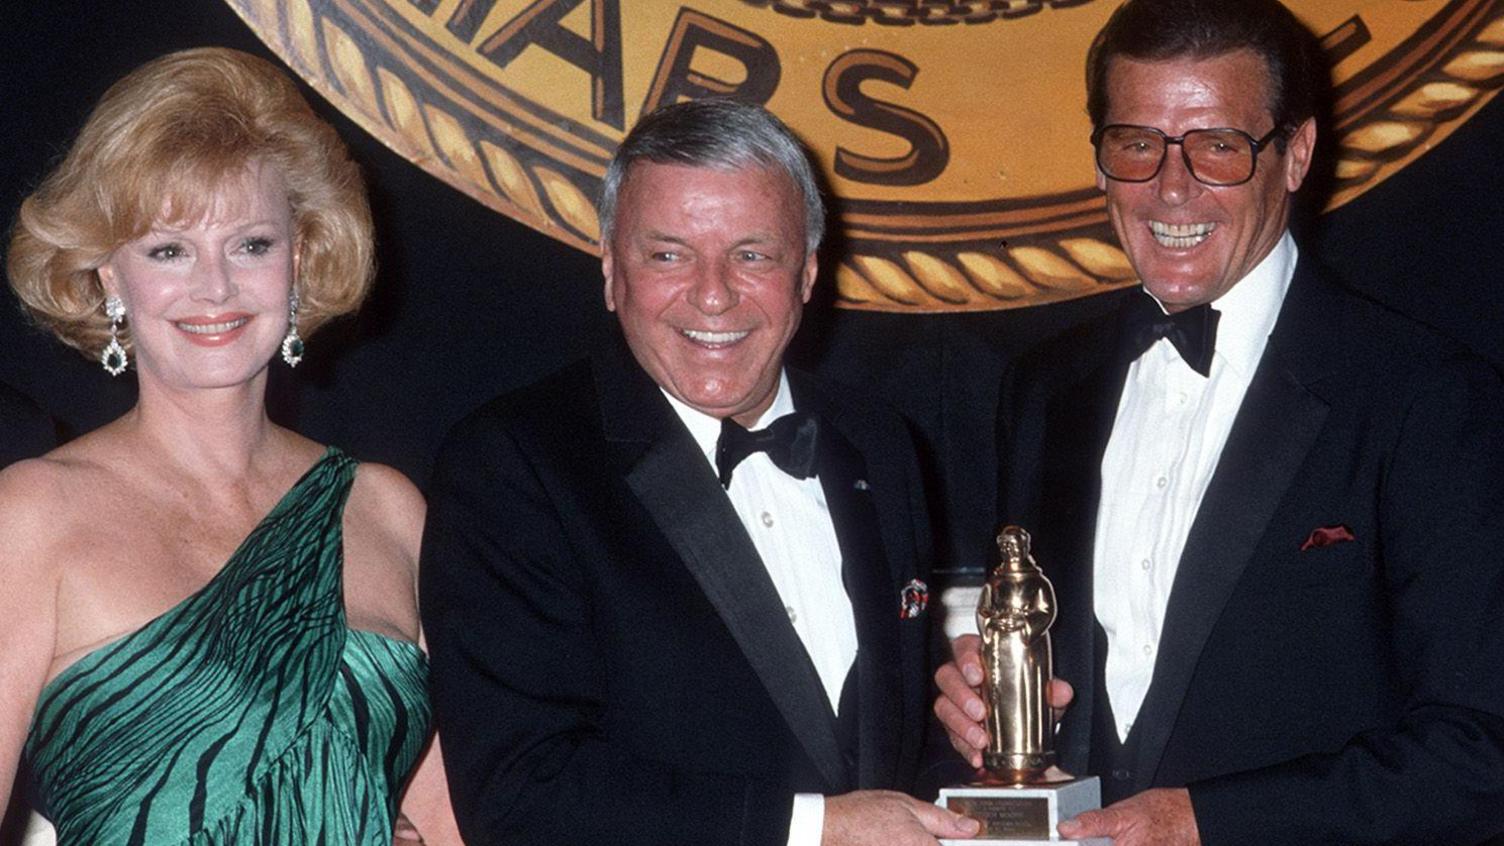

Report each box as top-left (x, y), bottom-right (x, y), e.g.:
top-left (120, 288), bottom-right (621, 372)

top-left (7, 47), bottom-right (374, 358)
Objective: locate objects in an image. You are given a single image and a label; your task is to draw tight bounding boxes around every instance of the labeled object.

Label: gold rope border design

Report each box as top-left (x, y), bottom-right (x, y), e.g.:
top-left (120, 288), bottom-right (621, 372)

top-left (837, 12), bottom-right (1504, 312)
top-left (229, 0), bottom-right (604, 254)
top-left (227, 0), bottom-right (1504, 313)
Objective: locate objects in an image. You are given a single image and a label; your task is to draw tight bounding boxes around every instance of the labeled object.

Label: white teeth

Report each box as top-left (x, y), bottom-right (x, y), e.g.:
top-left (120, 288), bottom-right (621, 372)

top-left (683, 329), bottom-right (748, 345)
top-left (1149, 221), bottom-right (1215, 249)
top-left (176, 317), bottom-right (249, 335)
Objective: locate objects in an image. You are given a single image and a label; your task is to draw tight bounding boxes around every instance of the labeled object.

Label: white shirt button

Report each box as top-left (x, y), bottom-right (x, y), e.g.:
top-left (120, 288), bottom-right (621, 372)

top-left (1142, 644), bottom-right (1153, 656)
top-left (1155, 476), bottom-right (1168, 489)
top-left (785, 605), bottom-right (797, 623)
top-left (1140, 558), bottom-right (1152, 571)
top-left (760, 511), bottom-right (774, 528)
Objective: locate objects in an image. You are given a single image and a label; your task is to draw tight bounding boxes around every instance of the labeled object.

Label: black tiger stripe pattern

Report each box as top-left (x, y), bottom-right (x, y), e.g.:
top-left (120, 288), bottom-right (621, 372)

top-left (25, 448), bottom-right (430, 844)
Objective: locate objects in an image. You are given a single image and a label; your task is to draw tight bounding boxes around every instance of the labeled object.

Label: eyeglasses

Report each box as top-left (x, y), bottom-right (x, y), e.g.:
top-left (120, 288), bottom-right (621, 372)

top-left (1091, 124), bottom-right (1283, 187)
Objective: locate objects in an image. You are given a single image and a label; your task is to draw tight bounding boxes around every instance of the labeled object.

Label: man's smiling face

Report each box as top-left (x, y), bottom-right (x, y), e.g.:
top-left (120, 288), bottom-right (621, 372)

top-left (602, 161), bottom-right (816, 426)
top-left (1098, 49), bottom-right (1315, 312)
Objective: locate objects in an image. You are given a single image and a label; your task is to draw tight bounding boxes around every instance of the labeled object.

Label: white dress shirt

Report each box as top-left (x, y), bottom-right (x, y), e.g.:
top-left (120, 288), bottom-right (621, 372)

top-left (1093, 234), bottom-right (1296, 742)
top-left (663, 372), bottom-right (855, 846)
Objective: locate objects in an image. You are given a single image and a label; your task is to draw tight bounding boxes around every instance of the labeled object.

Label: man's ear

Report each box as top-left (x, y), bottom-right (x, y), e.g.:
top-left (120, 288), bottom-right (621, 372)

top-left (799, 252), bottom-right (818, 304)
top-left (1283, 117), bottom-right (1317, 193)
top-left (601, 246), bottom-right (617, 312)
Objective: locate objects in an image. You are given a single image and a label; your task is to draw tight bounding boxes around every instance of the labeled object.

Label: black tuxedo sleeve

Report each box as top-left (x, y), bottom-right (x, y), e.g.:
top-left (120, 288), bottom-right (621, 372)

top-left (419, 414), bottom-right (795, 846)
top-left (1188, 352), bottom-right (1504, 845)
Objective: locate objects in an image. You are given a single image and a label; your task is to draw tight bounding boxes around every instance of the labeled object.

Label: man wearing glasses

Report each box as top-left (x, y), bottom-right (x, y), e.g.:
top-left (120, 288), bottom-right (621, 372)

top-left (934, 0), bottom-right (1504, 843)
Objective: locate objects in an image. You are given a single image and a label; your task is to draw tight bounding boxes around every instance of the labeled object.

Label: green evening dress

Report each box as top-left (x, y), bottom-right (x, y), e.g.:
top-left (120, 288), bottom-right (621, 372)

top-left (24, 448), bottom-right (431, 845)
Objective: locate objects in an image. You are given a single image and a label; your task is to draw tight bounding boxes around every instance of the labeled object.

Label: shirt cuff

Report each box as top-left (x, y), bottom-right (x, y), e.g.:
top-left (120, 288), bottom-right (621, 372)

top-left (786, 793), bottom-right (825, 846)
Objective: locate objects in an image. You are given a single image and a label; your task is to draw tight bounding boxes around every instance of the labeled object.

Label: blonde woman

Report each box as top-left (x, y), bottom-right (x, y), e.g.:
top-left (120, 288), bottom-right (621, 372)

top-left (1, 48), bottom-right (456, 845)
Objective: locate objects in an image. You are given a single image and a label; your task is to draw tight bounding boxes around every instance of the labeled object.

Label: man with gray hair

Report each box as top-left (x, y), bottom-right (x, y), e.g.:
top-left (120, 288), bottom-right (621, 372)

top-left (422, 99), bottom-right (977, 845)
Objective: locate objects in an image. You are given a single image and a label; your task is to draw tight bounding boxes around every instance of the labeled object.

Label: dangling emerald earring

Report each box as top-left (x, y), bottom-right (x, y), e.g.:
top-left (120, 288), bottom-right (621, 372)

top-left (101, 296), bottom-right (128, 376)
top-left (281, 289), bottom-right (304, 367)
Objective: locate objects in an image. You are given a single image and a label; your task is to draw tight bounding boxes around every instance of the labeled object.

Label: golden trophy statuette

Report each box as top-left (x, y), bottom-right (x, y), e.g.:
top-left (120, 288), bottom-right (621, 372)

top-left (978, 526), bottom-right (1057, 782)
top-left (936, 526), bottom-right (1105, 845)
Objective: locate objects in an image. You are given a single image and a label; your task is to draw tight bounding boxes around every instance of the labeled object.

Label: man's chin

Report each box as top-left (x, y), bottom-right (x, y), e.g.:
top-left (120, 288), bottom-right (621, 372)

top-left (679, 387), bottom-right (777, 423)
top-left (1138, 272), bottom-right (1219, 306)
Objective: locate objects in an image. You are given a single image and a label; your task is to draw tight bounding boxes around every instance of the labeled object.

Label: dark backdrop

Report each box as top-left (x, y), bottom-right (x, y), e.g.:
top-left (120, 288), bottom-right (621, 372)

top-left (3, 1), bottom-right (1502, 577)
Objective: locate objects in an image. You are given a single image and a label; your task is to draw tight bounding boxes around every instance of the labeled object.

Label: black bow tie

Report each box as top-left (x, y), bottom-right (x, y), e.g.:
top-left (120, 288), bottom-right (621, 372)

top-left (715, 412), bottom-right (820, 488)
top-left (1122, 291), bottom-right (1221, 377)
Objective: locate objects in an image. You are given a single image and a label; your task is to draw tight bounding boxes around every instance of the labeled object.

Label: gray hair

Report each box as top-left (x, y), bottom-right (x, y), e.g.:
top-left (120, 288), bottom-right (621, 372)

top-left (598, 99), bottom-right (826, 255)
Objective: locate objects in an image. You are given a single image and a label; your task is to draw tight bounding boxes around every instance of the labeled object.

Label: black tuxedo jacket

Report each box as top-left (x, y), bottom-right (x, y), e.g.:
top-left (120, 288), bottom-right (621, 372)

top-left (0, 382), bottom-right (54, 468)
top-left (997, 260), bottom-right (1504, 844)
top-left (420, 337), bottom-right (936, 846)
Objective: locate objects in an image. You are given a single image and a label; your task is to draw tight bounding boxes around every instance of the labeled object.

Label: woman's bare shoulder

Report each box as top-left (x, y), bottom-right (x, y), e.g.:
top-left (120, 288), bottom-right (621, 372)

top-left (346, 460), bottom-right (426, 560)
top-left (0, 449), bottom-right (107, 576)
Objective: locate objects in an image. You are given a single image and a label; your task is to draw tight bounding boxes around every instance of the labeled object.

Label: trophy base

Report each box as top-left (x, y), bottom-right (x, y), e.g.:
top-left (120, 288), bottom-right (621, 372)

top-left (936, 776), bottom-right (1108, 845)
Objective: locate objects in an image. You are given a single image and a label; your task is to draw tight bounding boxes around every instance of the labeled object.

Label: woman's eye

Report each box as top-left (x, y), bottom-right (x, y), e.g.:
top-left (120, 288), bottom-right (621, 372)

top-left (241, 237), bottom-right (274, 256)
top-left (147, 243), bottom-right (186, 261)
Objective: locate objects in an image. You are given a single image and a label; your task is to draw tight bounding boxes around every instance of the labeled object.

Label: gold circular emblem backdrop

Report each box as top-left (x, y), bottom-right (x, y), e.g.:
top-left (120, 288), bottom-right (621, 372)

top-left (227, 0), bottom-right (1504, 312)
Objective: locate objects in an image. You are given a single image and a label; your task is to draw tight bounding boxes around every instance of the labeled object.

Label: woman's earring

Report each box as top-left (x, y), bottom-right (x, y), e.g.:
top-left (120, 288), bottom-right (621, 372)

top-left (101, 296), bottom-right (128, 376)
top-left (281, 289), bottom-right (304, 367)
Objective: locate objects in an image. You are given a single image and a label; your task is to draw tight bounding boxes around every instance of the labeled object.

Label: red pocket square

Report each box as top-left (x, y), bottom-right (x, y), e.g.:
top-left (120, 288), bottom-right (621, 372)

top-left (1300, 524), bottom-right (1355, 551)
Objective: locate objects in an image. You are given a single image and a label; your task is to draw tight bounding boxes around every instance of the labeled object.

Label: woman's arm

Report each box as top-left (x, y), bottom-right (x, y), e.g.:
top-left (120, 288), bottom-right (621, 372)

top-left (0, 460), bottom-right (63, 809)
top-left (398, 733), bottom-right (462, 845)
top-left (346, 463), bottom-right (461, 845)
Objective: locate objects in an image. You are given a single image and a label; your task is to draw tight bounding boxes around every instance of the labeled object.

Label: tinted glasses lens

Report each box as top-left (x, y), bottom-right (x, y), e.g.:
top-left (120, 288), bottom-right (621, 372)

top-left (1183, 129), bottom-right (1257, 185)
top-left (1096, 126), bottom-right (1164, 181)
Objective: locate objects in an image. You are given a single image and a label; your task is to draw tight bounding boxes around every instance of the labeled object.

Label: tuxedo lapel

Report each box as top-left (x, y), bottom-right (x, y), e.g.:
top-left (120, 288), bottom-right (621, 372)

top-left (1039, 340), bottom-right (1132, 776)
top-left (598, 341), bottom-right (851, 792)
top-left (796, 376), bottom-right (904, 789)
top-left (1130, 263), bottom-right (1339, 787)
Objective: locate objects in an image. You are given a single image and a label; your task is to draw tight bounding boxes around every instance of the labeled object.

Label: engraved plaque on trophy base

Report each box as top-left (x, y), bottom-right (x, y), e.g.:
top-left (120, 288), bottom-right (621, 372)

top-left (937, 776), bottom-right (1109, 845)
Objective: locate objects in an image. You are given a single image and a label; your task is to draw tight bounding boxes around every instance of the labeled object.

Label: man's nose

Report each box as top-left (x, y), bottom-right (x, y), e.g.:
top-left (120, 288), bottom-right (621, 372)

top-left (687, 260), bottom-right (738, 314)
top-left (1155, 146), bottom-right (1202, 206)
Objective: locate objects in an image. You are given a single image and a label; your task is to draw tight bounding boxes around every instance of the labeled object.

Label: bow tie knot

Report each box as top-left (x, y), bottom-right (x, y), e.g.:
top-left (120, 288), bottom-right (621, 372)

top-left (1122, 291), bottom-right (1221, 377)
top-left (715, 412), bottom-right (820, 488)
